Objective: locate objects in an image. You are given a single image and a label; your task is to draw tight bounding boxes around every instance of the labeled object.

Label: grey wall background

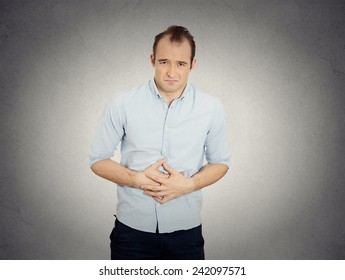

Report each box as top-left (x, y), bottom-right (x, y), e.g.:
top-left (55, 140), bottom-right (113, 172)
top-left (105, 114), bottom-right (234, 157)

top-left (1, 0), bottom-right (344, 259)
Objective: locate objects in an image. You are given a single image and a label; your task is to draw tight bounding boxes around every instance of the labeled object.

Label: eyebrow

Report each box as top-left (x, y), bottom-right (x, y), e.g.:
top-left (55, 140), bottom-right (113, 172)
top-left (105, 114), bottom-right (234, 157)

top-left (157, 59), bottom-right (188, 65)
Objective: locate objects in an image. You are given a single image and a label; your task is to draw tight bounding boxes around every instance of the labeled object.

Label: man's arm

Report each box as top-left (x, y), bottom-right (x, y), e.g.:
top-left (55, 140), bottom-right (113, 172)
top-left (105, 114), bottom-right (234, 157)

top-left (91, 158), bottom-right (168, 189)
top-left (141, 162), bottom-right (229, 204)
top-left (191, 163), bottom-right (229, 190)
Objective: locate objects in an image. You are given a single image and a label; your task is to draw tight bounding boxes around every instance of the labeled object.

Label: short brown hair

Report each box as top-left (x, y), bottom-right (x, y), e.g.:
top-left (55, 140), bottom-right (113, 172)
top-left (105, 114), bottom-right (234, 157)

top-left (153, 25), bottom-right (196, 65)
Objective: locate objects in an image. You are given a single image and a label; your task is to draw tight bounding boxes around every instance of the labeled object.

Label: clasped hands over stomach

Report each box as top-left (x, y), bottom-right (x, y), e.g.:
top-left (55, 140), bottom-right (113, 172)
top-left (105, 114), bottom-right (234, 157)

top-left (138, 158), bottom-right (195, 204)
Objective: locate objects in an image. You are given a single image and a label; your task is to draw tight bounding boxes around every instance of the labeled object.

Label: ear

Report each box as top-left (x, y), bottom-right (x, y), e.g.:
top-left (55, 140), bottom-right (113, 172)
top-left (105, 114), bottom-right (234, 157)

top-left (190, 58), bottom-right (196, 71)
top-left (150, 54), bottom-right (155, 67)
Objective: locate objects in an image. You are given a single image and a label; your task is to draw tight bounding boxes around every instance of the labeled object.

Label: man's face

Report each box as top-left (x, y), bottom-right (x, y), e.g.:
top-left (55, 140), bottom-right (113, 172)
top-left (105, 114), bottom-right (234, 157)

top-left (151, 35), bottom-right (196, 99)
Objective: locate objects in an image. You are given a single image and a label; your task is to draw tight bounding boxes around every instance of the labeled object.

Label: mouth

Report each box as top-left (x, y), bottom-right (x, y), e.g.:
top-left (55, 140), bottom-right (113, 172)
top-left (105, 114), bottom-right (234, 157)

top-left (165, 80), bottom-right (178, 83)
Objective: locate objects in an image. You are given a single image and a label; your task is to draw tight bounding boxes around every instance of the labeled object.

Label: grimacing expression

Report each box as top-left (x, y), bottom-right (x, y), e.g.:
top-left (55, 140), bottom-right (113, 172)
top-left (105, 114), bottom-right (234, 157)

top-left (151, 35), bottom-right (196, 99)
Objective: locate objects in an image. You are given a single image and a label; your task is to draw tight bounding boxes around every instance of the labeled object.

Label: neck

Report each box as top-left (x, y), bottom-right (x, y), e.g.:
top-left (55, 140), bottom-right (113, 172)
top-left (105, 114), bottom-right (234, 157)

top-left (154, 81), bottom-right (187, 107)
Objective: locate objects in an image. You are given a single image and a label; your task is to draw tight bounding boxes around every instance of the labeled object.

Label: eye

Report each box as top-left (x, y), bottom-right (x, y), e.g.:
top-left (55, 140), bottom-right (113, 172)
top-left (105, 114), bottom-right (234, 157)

top-left (159, 61), bottom-right (167, 64)
top-left (178, 62), bottom-right (187, 67)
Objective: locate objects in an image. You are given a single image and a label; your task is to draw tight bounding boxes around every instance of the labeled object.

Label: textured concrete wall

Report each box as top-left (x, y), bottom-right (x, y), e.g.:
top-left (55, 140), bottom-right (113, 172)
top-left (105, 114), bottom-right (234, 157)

top-left (1, 0), bottom-right (344, 259)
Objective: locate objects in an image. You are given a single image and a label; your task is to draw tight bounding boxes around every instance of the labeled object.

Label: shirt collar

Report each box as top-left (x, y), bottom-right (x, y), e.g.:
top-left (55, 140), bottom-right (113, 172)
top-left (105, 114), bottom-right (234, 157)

top-left (149, 79), bottom-right (190, 101)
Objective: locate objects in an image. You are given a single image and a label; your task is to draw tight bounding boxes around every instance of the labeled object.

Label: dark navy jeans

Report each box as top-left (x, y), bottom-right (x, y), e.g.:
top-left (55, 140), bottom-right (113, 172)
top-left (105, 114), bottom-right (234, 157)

top-left (110, 219), bottom-right (205, 260)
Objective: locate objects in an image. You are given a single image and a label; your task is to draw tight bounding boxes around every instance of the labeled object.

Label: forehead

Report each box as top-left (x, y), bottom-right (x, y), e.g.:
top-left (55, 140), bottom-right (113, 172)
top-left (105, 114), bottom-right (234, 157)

top-left (155, 35), bottom-right (192, 60)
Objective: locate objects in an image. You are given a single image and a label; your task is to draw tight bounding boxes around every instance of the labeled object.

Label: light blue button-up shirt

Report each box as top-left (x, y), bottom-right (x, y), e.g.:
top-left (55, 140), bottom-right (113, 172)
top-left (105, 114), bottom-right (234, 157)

top-left (90, 80), bottom-right (231, 233)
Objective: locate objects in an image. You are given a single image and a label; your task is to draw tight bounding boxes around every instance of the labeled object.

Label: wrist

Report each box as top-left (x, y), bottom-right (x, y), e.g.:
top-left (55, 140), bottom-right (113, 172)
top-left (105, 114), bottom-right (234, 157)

top-left (129, 170), bottom-right (141, 188)
top-left (189, 176), bottom-right (199, 192)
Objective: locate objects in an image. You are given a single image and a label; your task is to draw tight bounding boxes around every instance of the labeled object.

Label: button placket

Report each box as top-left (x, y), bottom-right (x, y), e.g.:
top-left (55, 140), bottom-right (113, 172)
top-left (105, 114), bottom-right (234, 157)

top-left (161, 105), bottom-right (170, 158)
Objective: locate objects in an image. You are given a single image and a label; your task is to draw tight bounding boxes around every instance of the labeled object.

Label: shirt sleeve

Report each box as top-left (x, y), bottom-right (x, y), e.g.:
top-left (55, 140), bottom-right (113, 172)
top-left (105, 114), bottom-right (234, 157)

top-left (204, 98), bottom-right (231, 167)
top-left (89, 95), bottom-right (125, 167)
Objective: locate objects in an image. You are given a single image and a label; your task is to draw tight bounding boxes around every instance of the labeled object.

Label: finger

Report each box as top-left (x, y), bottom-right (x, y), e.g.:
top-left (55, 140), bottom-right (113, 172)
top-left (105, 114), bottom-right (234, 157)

top-left (153, 196), bottom-right (166, 204)
top-left (143, 177), bottom-right (162, 186)
top-left (152, 196), bottom-right (162, 203)
top-left (146, 172), bottom-right (168, 184)
top-left (146, 189), bottom-right (170, 197)
top-left (162, 162), bottom-right (178, 175)
top-left (144, 190), bottom-right (161, 196)
top-left (150, 158), bottom-right (166, 169)
top-left (141, 184), bottom-right (170, 197)
top-left (147, 170), bottom-right (170, 179)
top-left (144, 189), bottom-right (169, 199)
top-left (147, 181), bottom-right (161, 186)
top-left (153, 195), bottom-right (172, 204)
top-left (141, 184), bottom-right (162, 191)
top-left (144, 170), bottom-right (170, 180)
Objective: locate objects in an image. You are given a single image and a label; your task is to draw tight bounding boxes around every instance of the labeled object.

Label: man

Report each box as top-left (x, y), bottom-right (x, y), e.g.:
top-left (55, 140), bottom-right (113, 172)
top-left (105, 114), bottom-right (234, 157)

top-left (90, 26), bottom-right (231, 260)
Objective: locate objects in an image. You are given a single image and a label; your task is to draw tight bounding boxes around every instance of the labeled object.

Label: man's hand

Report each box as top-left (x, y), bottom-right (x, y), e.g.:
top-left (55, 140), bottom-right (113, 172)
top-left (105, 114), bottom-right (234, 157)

top-left (141, 161), bottom-right (196, 204)
top-left (131, 158), bottom-right (169, 188)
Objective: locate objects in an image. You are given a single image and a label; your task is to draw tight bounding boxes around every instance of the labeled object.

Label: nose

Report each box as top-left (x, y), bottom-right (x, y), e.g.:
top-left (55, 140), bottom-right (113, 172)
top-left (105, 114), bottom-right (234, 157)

top-left (167, 63), bottom-right (177, 77)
